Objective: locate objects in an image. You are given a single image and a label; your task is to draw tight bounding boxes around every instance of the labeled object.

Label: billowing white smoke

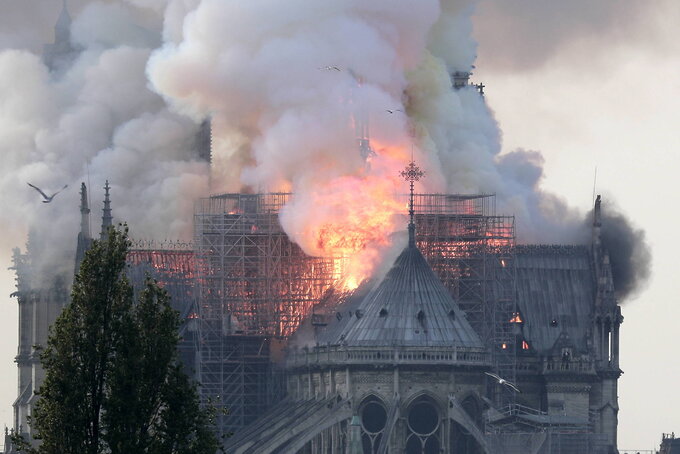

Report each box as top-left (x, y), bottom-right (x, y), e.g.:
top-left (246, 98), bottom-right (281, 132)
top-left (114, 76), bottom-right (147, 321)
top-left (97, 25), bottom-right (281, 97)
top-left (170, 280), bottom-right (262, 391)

top-left (0, 0), bottom-right (648, 295)
top-left (148, 0), bottom-right (440, 188)
top-left (146, 0), bottom-right (448, 283)
top-left (0, 1), bottom-right (209, 281)
top-left (145, 0), bottom-right (584, 269)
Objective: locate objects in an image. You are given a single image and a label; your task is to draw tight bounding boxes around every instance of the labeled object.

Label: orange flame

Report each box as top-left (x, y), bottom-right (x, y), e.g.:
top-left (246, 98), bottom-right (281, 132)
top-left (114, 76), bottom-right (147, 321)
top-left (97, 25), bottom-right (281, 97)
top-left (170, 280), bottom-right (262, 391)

top-left (282, 172), bottom-right (406, 291)
top-left (313, 176), bottom-right (403, 290)
top-left (509, 312), bottom-right (523, 323)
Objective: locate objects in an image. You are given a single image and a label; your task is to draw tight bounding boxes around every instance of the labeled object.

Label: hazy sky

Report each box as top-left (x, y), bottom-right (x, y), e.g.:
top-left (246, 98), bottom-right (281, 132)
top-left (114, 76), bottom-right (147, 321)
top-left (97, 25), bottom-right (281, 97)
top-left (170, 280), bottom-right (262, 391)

top-left (1, 0), bottom-right (678, 450)
top-left (474, 0), bottom-right (680, 450)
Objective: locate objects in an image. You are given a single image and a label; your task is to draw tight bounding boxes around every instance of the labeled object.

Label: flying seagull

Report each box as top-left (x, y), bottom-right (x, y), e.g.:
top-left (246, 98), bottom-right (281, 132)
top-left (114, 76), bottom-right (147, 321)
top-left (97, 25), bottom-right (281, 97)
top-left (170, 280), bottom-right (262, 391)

top-left (27, 183), bottom-right (68, 203)
top-left (318, 65), bottom-right (341, 72)
top-left (386, 109), bottom-right (404, 114)
top-left (485, 372), bottom-right (521, 393)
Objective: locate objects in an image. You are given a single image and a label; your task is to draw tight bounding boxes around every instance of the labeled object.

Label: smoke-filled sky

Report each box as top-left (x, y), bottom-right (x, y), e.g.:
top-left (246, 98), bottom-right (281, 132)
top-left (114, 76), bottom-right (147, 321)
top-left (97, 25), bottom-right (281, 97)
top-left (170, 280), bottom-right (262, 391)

top-left (0, 0), bottom-right (676, 449)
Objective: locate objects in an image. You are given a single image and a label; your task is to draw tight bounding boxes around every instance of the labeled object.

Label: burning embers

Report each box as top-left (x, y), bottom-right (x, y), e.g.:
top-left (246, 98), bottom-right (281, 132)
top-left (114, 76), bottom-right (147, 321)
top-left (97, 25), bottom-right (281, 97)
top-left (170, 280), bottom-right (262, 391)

top-left (509, 312), bottom-right (523, 323)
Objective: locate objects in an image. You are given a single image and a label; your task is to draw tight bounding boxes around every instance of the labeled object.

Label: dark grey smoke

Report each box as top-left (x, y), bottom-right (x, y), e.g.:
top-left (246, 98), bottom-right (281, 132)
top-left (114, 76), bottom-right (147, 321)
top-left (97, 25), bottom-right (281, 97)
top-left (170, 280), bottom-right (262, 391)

top-left (496, 150), bottom-right (651, 301)
top-left (474, 0), bottom-right (662, 71)
top-left (587, 201), bottom-right (652, 301)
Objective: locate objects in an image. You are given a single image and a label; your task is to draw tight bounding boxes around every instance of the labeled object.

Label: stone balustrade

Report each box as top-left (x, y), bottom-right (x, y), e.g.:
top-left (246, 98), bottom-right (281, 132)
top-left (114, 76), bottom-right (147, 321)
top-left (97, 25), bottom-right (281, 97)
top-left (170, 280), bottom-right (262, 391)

top-left (287, 345), bottom-right (490, 368)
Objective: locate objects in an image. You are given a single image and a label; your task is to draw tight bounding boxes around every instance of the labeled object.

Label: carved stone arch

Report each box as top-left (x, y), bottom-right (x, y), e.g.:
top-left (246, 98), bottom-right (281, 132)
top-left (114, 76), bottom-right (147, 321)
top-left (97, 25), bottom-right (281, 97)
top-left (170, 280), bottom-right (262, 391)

top-left (401, 390), bottom-right (445, 417)
top-left (355, 391), bottom-right (389, 413)
top-left (357, 394), bottom-right (390, 454)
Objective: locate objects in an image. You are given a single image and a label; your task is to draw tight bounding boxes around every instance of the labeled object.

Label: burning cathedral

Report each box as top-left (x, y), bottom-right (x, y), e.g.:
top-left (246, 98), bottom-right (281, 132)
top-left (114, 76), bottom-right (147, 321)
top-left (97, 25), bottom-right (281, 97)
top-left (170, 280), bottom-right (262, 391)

top-left (6, 169), bottom-right (623, 454)
top-left (4, 3), bottom-right (628, 454)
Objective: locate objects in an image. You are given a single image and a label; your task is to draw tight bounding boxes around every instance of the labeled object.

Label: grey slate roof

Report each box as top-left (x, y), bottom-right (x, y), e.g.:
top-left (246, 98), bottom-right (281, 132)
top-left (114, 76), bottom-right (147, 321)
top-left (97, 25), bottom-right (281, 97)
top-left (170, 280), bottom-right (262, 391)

top-left (318, 243), bottom-right (483, 348)
top-left (515, 245), bottom-right (595, 354)
top-left (225, 396), bottom-right (353, 453)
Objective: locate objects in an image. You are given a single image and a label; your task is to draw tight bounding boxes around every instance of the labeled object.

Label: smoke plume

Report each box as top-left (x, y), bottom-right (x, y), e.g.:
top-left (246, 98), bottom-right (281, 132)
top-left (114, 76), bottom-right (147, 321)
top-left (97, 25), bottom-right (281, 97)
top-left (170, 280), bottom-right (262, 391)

top-left (590, 202), bottom-right (652, 301)
top-left (474, 0), bottom-right (666, 71)
top-left (0, 1), bottom-right (208, 282)
top-left (0, 0), bottom-right (651, 298)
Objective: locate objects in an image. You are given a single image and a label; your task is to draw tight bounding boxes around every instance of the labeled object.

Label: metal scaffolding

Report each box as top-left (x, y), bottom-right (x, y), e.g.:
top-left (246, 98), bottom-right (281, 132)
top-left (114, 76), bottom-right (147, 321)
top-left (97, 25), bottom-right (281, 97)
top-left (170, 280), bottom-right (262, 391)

top-left (193, 193), bottom-right (338, 435)
top-left (126, 247), bottom-right (200, 378)
top-left (485, 405), bottom-right (611, 454)
top-left (193, 192), bottom-right (517, 434)
top-left (216, 336), bottom-right (283, 431)
top-left (193, 193), bottom-right (339, 337)
top-left (409, 194), bottom-right (517, 404)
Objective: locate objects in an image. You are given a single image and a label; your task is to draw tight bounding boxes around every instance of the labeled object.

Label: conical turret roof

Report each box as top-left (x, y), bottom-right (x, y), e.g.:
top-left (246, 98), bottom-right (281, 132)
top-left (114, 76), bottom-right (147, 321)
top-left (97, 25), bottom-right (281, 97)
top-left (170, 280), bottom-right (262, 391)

top-left (326, 243), bottom-right (483, 348)
top-left (305, 159), bottom-right (483, 350)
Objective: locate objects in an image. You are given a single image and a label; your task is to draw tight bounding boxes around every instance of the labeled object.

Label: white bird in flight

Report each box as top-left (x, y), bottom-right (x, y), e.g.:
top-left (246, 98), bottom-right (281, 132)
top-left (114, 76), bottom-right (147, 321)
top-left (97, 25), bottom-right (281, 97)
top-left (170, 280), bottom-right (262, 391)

top-left (485, 372), bottom-right (521, 393)
top-left (28, 183), bottom-right (68, 203)
top-left (386, 109), bottom-right (404, 114)
top-left (318, 65), bottom-right (341, 72)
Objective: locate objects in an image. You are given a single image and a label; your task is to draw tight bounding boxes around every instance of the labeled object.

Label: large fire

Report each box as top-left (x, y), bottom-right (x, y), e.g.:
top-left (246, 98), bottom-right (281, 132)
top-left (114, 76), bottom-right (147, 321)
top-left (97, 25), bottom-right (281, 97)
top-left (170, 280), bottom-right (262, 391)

top-left (275, 120), bottom-right (414, 291)
top-left (292, 174), bottom-right (405, 290)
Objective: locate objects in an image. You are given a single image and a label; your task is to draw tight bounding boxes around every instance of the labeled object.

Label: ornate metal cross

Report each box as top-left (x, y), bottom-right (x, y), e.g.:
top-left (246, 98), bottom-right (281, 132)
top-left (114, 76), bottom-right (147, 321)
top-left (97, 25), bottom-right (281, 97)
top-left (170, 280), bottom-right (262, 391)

top-left (400, 160), bottom-right (425, 246)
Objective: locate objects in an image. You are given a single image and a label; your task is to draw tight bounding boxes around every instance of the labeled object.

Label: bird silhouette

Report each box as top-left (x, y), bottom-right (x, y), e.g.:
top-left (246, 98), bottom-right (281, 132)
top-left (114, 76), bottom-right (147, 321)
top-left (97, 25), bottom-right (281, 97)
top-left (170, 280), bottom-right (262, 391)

top-left (27, 183), bottom-right (68, 203)
top-left (318, 65), bottom-right (341, 72)
top-left (386, 109), bottom-right (404, 114)
top-left (485, 372), bottom-right (521, 393)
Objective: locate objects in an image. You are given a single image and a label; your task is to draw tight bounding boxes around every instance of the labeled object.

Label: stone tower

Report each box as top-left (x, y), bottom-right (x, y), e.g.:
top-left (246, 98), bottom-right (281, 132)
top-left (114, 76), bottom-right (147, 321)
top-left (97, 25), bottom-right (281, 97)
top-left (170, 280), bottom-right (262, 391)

top-left (42, 0), bottom-right (80, 72)
top-left (5, 182), bottom-right (112, 452)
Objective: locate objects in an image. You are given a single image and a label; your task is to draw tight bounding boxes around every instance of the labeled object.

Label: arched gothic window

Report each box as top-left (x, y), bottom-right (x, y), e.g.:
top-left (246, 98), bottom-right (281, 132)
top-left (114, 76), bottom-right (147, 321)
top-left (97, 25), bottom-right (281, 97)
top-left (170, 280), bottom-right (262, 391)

top-left (405, 397), bottom-right (440, 454)
top-left (360, 396), bottom-right (387, 453)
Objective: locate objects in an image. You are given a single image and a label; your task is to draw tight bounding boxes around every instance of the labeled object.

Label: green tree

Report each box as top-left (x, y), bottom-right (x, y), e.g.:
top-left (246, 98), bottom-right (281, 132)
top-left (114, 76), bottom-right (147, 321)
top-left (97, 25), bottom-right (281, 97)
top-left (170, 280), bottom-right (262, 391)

top-left (16, 226), bottom-right (220, 454)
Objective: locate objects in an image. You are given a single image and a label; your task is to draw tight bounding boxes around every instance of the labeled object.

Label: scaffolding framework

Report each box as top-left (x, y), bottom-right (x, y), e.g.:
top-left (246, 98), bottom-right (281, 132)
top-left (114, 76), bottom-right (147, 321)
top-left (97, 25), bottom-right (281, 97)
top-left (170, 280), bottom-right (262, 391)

top-left (212, 336), bottom-right (282, 431)
top-left (194, 192), bottom-right (517, 434)
top-left (127, 248), bottom-right (197, 318)
top-left (409, 194), bottom-right (517, 404)
top-left (193, 193), bottom-right (339, 337)
top-left (126, 248), bottom-right (200, 378)
top-left (194, 194), bottom-right (337, 434)
top-left (485, 405), bottom-right (611, 454)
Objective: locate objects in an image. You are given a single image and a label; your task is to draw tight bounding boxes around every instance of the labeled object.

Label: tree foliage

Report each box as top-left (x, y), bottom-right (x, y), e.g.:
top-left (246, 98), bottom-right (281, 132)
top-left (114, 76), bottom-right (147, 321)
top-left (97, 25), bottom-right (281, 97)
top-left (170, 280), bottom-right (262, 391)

top-left (17, 226), bottom-right (220, 454)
